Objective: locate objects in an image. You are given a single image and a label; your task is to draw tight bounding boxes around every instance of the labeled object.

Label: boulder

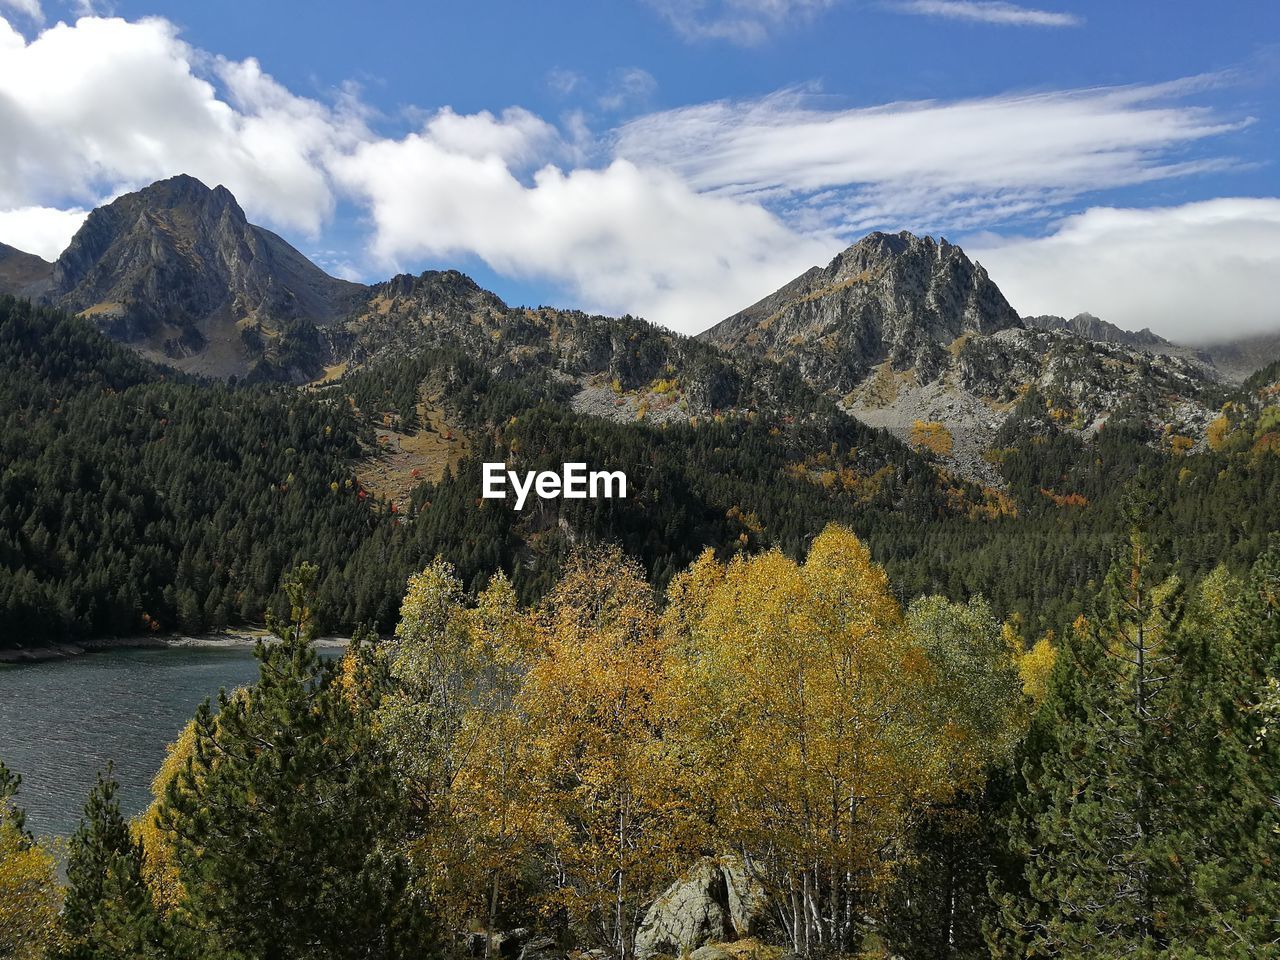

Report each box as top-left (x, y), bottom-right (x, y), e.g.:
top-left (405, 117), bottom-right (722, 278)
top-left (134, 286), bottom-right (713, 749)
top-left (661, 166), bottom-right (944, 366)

top-left (517, 935), bottom-right (563, 960)
top-left (634, 857), bottom-right (769, 960)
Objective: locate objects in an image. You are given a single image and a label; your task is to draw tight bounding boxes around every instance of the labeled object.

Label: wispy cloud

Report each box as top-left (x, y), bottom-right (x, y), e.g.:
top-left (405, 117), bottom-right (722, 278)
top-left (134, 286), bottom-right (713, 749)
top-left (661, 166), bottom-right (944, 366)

top-left (0, 13), bottom-right (1269, 338)
top-left (613, 81), bottom-right (1250, 234)
top-left (892, 1), bottom-right (1081, 27)
top-left (0, 0), bottom-right (42, 24)
top-left (598, 67), bottom-right (657, 112)
top-left (644, 0), bottom-right (836, 46)
top-left (546, 67), bottom-right (583, 98)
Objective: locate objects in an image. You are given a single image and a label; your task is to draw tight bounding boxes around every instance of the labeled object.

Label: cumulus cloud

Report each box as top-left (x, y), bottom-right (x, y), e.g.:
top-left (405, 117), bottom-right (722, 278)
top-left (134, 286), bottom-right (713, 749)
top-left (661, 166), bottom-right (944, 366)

top-left (0, 13), bottom-right (1272, 340)
top-left (0, 205), bottom-right (87, 259)
top-left (892, 1), bottom-right (1081, 27)
top-left (331, 131), bottom-right (833, 331)
top-left (614, 81), bottom-right (1249, 233)
top-left (0, 15), bottom-right (365, 236)
top-left (644, 0), bottom-right (836, 45)
top-left (420, 107), bottom-right (565, 166)
top-left (969, 199), bottom-right (1280, 343)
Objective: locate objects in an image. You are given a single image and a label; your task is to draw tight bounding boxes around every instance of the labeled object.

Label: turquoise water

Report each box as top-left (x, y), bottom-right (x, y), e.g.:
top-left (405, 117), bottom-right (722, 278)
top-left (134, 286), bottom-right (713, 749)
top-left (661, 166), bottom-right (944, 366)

top-left (0, 646), bottom-right (265, 839)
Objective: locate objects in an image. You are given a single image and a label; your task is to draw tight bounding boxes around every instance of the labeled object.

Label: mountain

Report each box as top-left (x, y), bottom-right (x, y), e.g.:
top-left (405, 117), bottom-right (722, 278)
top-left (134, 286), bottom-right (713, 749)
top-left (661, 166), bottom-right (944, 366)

top-left (702, 232), bottom-right (1220, 486)
top-left (0, 181), bottom-right (1243, 489)
top-left (1200, 331), bottom-right (1280, 384)
top-left (699, 231), bottom-right (1022, 391)
top-left (0, 242), bottom-right (53, 297)
top-left (1024, 312), bottom-right (1171, 351)
top-left (42, 175), bottom-right (365, 380)
top-left (336, 268), bottom-right (811, 425)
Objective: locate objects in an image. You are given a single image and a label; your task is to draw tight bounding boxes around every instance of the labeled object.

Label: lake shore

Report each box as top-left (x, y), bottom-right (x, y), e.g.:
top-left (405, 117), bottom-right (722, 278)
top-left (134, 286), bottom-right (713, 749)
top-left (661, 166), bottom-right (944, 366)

top-left (0, 631), bottom-right (351, 665)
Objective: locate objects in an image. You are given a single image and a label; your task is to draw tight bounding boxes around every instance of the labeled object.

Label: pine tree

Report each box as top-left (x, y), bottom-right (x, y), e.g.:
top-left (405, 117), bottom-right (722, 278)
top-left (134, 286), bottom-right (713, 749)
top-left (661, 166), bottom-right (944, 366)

top-left (995, 528), bottom-right (1280, 956)
top-left (994, 518), bottom-right (1184, 957)
top-left (158, 563), bottom-right (438, 960)
top-left (59, 766), bottom-right (170, 960)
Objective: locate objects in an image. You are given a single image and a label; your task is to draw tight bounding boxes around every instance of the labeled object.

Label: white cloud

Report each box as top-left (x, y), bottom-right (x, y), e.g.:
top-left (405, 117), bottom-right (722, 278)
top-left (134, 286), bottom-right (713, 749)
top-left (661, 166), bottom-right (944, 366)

top-left (892, 1), bottom-right (1081, 27)
top-left (0, 0), bottom-right (42, 23)
top-left (0, 205), bottom-right (87, 258)
top-left (332, 130), bottom-right (834, 332)
top-left (0, 13), bottom-right (1271, 341)
top-left (969, 199), bottom-right (1280, 343)
top-left (598, 67), bottom-right (658, 112)
top-left (0, 15), bottom-right (365, 236)
top-left (614, 82), bottom-right (1249, 234)
top-left (546, 67), bottom-right (583, 97)
top-left (645, 0), bottom-right (836, 45)
top-left (421, 106), bottom-right (564, 166)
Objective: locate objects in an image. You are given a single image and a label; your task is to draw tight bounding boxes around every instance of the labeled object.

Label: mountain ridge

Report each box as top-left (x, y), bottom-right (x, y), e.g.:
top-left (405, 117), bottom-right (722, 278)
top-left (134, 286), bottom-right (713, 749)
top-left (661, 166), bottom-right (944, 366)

top-left (0, 177), bottom-right (1275, 469)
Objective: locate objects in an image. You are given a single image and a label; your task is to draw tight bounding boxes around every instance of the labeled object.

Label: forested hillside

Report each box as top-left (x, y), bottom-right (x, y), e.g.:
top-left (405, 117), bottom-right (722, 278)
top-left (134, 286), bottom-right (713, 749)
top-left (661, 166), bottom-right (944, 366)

top-left (3, 295), bottom-right (1280, 650)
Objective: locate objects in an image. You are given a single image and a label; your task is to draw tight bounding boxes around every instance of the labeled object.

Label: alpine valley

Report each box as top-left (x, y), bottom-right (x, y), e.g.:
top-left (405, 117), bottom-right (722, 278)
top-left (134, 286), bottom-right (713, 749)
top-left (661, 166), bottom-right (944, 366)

top-left (1, 174), bottom-right (1278, 648)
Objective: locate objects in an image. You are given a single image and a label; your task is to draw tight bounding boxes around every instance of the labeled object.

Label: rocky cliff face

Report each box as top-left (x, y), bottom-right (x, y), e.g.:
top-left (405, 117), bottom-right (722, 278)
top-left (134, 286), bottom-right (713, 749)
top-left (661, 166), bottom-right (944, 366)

top-left (699, 231), bottom-right (1022, 392)
top-left (47, 174), bottom-right (364, 379)
top-left (0, 242), bottom-right (53, 298)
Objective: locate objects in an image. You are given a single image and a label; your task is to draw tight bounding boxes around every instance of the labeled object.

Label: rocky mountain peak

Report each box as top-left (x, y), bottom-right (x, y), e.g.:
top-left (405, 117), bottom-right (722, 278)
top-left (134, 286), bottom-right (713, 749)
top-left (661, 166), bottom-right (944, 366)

top-left (44, 175), bottom-right (364, 379)
top-left (699, 230), bottom-right (1021, 391)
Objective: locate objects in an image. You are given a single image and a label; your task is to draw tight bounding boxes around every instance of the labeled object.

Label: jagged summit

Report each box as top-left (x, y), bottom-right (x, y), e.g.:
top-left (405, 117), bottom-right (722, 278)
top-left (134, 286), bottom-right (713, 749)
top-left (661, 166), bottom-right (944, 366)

top-left (699, 230), bottom-right (1021, 391)
top-left (45, 174), bottom-right (365, 379)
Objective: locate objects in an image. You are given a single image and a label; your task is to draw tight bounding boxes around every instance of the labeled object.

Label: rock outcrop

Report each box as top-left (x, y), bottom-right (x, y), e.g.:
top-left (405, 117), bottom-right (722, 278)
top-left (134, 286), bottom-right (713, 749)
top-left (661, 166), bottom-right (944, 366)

top-left (699, 231), bottom-right (1022, 392)
top-left (634, 857), bottom-right (769, 960)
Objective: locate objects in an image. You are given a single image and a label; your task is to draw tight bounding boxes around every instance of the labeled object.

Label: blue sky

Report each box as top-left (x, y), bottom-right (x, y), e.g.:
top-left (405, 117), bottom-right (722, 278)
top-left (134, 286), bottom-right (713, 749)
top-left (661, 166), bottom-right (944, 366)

top-left (0, 0), bottom-right (1277, 340)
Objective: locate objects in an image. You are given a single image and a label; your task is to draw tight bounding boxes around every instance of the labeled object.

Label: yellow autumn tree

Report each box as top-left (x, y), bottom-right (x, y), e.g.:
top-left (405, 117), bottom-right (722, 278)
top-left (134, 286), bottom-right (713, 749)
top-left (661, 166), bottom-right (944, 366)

top-left (134, 717), bottom-right (199, 914)
top-left (381, 562), bottom-right (546, 947)
top-left (1015, 633), bottom-right (1058, 704)
top-left (910, 420), bottom-right (954, 456)
top-left (0, 762), bottom-right (63, 958)
top-left (520, 544), bottom-right (692, 958)
top-left (665, 525), bottom-right (1010, 955)
top-left (451, 573), bottom-right (549, 956)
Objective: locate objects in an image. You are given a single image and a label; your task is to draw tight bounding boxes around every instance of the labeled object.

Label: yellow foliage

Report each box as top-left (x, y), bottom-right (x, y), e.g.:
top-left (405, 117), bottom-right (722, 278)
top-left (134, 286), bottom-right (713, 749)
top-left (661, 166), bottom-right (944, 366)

top-left (1015, 633), bottom-right (1058, 704)
top-left (520, 545), bottom-right (688, 952)
top-left (1207, 414), bottom-right (1231, 451)
top-left (663, 525), bottom-right (1010, 949)
top-left (910, 420), bottom-right (954, 456)
top-left (373, 526), bottom-right (1036, 955)
top-left (0, 816), bottom-right (62, 958)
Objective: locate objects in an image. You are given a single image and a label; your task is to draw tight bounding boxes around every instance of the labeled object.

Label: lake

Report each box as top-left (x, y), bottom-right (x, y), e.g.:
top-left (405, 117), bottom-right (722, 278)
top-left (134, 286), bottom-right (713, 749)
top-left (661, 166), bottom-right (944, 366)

top-left (0, 645), bottom-right (270, 839)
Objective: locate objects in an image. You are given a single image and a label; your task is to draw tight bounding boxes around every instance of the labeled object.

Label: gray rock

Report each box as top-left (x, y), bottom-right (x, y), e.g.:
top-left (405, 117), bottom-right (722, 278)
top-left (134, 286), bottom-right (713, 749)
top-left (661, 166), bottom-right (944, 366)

top-left (700, 231), bottom-right (1022, 393)
top-left (516, 934), bottom-right (562, 960)
top-left (634, 857), bottom-right (769, 960)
